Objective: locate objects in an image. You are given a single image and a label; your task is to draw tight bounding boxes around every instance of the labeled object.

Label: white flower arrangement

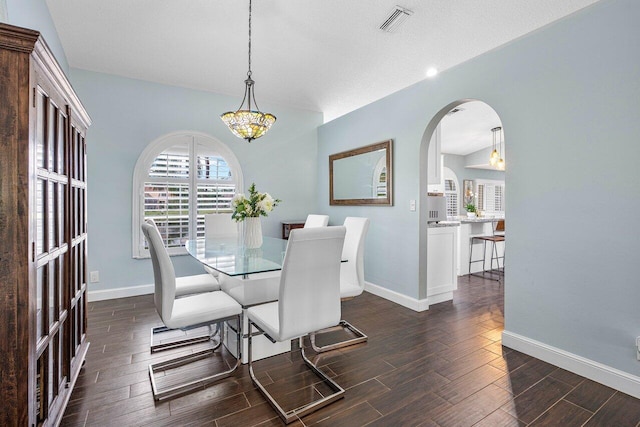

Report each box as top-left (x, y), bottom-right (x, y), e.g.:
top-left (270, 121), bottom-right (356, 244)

top-left (231, 183), bottom-right (281, 222)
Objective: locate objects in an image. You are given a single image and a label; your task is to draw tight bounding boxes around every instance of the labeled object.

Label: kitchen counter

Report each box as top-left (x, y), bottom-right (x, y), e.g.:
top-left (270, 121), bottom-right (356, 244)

top-left (458, 217), bottom-right (504, 224)
top-left (428, 221), bottom-right (461, 228)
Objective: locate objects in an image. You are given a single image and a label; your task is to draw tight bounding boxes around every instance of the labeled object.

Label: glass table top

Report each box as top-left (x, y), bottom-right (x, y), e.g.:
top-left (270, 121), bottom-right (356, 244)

top-left (185, 236), bottom-right (289, 277)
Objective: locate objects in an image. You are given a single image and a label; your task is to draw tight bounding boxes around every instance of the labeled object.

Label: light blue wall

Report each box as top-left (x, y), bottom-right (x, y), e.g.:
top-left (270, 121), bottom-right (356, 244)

top-left (318, 0), bottom-right (640, 376)
top-left (69, 69), bottom-right (322, 293)
top-left (5, 0), bottom-right (69, 72)
top-left (0, 0), bottom-right (7, 22)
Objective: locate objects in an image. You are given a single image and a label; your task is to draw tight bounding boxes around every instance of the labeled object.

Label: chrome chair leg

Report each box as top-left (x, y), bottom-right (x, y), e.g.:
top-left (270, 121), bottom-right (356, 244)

top-left (150, 322), bottom-right (220, 353)
top-left (309, 320), bottom-right (368, 353)
top-left (248, 321), bottom-right (345, 424)
top-left (149, 315), bottom-right (241, 401)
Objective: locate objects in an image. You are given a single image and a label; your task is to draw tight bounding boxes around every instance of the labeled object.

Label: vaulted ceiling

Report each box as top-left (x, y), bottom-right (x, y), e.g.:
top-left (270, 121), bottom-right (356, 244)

top-left (46, 0), bottom-right (600, 151)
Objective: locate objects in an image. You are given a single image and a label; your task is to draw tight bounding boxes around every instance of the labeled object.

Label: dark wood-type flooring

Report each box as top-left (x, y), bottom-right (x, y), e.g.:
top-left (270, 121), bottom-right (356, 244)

top-left (61, 275), bottom-right (640, 426)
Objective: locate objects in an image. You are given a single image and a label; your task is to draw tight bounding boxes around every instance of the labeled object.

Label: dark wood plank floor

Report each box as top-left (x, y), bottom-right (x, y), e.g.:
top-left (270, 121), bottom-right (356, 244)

top-left (61, 276), bottom-right (640, 426)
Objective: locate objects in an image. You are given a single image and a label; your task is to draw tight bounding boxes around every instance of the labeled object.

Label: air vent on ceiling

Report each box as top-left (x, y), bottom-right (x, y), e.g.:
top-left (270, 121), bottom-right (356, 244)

top-left (379, 6), bottom-right (413, 33)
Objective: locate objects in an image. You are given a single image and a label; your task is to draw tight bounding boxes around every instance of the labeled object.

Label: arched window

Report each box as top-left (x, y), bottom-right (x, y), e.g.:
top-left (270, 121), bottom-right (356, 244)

top-left (373, 156), bottom-right (387, 198)
top-left (132, 132), bottom-right (242, 258)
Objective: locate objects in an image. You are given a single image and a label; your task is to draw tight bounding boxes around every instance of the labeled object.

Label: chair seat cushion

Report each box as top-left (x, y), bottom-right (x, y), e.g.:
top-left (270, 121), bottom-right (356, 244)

top-left (176, 273), bottom-right (220, 297)
top-left (246, 302), bottom-right (280, 341)
top-left (340, 280), bottom-right (362, 299)
top-left (202, 265), bottom-right (220, 278)
top-left (166, 291), bottom-right (241, 330)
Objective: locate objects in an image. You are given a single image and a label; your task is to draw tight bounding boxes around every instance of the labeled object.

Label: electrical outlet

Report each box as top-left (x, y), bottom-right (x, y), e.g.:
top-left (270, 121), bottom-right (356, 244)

top-left (90, 271), bottom-right (99, 283)
top-left (409, 199), bottom-right (416, 211)
top-left (637, 337), bottom-right (640, 361)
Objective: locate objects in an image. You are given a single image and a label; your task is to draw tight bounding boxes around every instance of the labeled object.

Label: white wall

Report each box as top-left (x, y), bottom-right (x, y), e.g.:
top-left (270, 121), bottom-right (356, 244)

top-left (317, 0), bottom-right (640, 382)
top-left (69, 69), bottom-right (323, 296)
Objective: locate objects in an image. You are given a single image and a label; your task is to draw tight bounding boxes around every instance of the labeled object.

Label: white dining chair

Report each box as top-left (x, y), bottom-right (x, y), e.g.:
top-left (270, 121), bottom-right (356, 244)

top-left (246, 226), bottom-right (346, 424)
top-left (220, 213), bottom-right (329, 307)
top-left (142, 219), bottom-right (242, 401)
top-left (303, 214), bottom-right (329, 228)
top-left (144, 219), bottom-right (221, 353)
top-left (310, 216), bottom-right (370, 352)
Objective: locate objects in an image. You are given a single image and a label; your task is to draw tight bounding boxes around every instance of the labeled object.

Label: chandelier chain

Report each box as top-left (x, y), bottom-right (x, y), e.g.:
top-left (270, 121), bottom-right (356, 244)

top-left (247, 0), bottom-right (252, 77)
top-left (220, 0), bottom-right (276, 142)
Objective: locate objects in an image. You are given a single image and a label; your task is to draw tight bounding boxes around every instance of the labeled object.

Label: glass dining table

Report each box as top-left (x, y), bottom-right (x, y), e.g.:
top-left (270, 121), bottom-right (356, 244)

top-left (185, 234), bottom-right (347, 363)
top-left (185, 236), bottom-right (291, 363)
top-left (185, 236), bottom-right (289, 278)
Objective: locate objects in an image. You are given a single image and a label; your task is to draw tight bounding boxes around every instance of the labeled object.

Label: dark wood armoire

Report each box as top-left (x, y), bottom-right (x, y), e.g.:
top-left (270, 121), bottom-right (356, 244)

top-left (0, 23), bottom-right (91, 426)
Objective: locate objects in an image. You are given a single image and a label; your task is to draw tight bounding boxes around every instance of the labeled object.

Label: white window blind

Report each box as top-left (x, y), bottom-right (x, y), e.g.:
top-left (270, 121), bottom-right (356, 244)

top-left (476, 180), bottom-right (505, 216)
top-left (444, 178), bottom-right (458, 217)
top-left (376, 167), bottom-right (387, 198)
top-left (133, 133), bottom-right (241, 258)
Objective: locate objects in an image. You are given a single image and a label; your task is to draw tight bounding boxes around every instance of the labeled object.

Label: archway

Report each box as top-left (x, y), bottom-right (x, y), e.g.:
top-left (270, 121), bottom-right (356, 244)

top-left (418, 100), bottom-right (506, 304)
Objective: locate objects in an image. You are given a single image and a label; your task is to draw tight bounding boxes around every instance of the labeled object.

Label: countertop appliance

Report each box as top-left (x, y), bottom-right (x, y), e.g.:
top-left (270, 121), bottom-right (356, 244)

top-left (427, 194), bottom-right (447, 223)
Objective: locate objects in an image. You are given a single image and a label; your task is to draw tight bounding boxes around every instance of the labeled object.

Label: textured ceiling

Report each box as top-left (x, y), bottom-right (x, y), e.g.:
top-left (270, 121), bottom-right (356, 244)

top-left (46, 0), bottom-right (600, 149)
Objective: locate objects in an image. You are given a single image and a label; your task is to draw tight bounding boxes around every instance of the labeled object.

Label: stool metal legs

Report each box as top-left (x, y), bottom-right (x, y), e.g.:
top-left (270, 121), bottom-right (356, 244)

top-left (469, 237), bottom-right (505, 282)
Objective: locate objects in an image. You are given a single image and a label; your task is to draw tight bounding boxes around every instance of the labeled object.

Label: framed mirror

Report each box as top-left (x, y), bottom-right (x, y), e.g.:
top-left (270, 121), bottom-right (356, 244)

top-left (329, 139), bottom-right (393, 206)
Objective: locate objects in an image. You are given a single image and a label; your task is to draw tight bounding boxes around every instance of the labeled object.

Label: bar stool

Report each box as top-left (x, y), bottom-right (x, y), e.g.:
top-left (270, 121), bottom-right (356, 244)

top-left (468, 219), bottom-right (505, 281)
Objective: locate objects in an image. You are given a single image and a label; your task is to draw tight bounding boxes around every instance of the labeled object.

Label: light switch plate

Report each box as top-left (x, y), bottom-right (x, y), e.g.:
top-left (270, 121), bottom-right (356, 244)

top-left (90, 271), bottom-right (99, 283)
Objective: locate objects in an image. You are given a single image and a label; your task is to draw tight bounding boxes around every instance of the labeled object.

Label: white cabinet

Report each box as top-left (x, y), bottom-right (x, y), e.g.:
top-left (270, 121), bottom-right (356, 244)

top-left (427, 123), bottom-right (442, 186)
top-left (427, 226), bottom-right (458, 305)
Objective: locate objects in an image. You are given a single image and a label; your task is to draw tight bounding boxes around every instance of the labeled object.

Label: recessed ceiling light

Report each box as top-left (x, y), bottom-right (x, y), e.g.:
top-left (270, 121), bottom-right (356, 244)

top-left (426, 67), bottom-right (438, 78)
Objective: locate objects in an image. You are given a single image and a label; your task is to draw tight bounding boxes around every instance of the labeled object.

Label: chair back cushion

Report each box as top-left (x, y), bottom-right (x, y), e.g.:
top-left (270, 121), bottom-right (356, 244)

top-left (304, 214), bottom-right (329, 228)
top-left (205, 213), bottom-right (239, 238)
top-left (340, 217), bottom-right (370, 297)
top-left (278, 226), bottom-right (345, 341)
top-left (141, 219), bottom-right (176, 322)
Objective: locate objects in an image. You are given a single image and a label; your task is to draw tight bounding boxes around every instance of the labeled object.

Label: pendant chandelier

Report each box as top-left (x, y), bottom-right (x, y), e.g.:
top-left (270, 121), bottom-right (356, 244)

top-left (220, 0), bottom-right (275, 142)
top-left (489, 126), bottom-right (505, 170)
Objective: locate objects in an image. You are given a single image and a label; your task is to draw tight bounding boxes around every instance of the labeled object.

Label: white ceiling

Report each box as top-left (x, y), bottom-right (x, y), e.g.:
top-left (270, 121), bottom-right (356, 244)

top-left (46, 0), bottom-right (599, 130)
top-left (440, 101), bottom-right (501, 156)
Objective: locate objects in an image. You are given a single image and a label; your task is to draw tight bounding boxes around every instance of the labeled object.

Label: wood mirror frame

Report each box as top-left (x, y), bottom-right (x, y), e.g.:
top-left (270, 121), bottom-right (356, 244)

top-left (329, 139), bottom-right (393, 206)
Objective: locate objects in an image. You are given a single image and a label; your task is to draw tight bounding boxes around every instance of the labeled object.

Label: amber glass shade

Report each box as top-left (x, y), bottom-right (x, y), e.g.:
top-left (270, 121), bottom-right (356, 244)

top-left (489, 149), bottom-right (500, 166)
top-left (220, 110), bottom-right (276, 142)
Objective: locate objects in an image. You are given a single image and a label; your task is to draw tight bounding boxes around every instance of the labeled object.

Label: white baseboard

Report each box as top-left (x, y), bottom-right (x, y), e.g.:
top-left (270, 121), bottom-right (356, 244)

top-left (427, 291), bottom-right (454, 306)
top-left (88, 283), bottom-right (153, 302)
top-left (502, 330), bottom-right (640, 400)
top-left (90, 280), bottom-right (451, 313)
top-left (364, 281), bottom-right (429, 312)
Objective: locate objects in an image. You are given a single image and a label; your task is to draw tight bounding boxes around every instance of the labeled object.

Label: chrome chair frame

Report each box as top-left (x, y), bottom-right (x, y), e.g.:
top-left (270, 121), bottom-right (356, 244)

top-left (149, 314), bottom-right (241, 401)
top-left (310, 217), bottom-right (370, 353)
top-left (248, 322), bottom-right (344, 424)
top-left (150, 323), bottom-right (219, 353)
top-left (310, 318), bottom-right (368, 353)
